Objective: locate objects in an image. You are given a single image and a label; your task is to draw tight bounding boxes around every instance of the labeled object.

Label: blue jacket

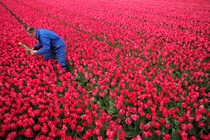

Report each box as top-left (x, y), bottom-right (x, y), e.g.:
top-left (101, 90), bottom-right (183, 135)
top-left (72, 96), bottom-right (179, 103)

top-left (34, 29), bottom-right (65, 54)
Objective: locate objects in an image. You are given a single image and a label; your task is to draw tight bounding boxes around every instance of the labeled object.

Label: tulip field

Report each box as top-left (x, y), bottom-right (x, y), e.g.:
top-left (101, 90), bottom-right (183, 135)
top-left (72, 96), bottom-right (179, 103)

top-left (0, 0), bottom-right (210, 139)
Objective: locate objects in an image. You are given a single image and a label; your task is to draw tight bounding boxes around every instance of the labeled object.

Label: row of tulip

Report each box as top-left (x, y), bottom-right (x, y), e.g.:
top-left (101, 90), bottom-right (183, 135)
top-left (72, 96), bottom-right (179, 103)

top-left (16, 0), bottom-right (210, 49)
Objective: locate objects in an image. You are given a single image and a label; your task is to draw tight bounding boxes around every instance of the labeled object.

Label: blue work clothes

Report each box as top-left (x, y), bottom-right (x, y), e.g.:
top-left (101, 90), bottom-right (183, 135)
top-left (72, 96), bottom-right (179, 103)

top-left (34, 29), bottom-right (67, 71)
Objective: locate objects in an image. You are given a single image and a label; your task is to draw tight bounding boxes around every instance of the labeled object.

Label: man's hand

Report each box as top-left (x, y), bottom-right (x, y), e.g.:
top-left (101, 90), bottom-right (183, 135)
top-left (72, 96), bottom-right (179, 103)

top-left (30, 50), bottom-right (37, 55)
top-left (31, 47), bottom-right (38, 50)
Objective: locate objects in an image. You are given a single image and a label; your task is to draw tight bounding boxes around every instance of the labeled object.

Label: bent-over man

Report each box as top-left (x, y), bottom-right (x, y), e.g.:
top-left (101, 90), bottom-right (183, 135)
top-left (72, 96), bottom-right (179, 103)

top-left (27, 26), bottom-right (67, 71)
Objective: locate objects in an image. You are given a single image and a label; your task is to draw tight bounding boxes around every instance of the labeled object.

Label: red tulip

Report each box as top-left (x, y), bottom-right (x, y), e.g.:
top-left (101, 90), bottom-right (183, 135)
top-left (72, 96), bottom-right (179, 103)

top-left (198, 122), bottom-right (205, 128)
top-left (142, 131), bottom-right (148, 138)
top-left (163, 134), bottom-right (171, 140)
top-left (131, 114), bottom-right (139, 121)
top-left (125, 117), bottom-right (131, 125)
top-left (24, 128), bottom-right (34, 138)
top-left (155, 130), bottom-right (161, 136)
top-left (181, 123), bottom-right (187, 131)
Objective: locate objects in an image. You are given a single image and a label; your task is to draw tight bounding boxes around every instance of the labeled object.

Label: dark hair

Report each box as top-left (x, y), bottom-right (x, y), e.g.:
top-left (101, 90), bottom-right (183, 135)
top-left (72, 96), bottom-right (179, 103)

top-left (26, 26), bottom-right (36, 34)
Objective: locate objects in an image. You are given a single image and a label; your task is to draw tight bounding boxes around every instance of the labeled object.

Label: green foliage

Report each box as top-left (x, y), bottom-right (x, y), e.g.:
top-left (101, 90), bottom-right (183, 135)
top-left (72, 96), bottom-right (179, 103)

top-left (171, 129), bottom-right (181, 140)
top-left (172, 70), bottom-right (182, 79)
top-left (97, 96), bottom-right (118, 117)
top-left (95, 35), bottom-right (104, 42)
top-left (74, 72), bottom-right (89, 89)
top-left (154, 82), bottom-right (162, 94)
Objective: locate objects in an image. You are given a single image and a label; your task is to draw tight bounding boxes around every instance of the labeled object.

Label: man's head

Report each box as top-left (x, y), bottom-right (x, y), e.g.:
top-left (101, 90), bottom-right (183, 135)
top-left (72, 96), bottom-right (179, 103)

top-left (26, 26), bottom-right (36, 38)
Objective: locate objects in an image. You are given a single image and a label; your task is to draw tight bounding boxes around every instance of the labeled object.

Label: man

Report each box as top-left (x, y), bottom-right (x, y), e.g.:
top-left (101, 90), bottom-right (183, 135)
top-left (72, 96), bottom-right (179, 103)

top-left (27, 26), bottom-right (67, 71)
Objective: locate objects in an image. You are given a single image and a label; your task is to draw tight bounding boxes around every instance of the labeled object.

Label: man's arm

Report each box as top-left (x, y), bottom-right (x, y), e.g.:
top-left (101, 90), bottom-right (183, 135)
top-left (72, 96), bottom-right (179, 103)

top-left (33, 42), bottom-right (42, 50)
top-left (37, 38), bottom-right (51, 54)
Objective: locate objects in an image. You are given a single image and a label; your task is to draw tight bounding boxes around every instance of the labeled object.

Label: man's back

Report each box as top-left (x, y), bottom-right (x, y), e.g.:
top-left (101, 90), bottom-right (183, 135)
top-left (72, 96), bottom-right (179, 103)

top-left (36, 29), bottom-right (65, 48)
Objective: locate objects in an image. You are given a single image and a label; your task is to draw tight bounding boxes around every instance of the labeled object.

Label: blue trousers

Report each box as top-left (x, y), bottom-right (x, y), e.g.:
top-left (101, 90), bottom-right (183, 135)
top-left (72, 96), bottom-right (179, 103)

top-left (43, 44), bottom-right (67, 71)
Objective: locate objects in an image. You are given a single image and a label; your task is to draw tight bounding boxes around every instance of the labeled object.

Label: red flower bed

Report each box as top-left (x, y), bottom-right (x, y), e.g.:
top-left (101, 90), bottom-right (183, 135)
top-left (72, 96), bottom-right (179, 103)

top-left (0, 0), bottom-right (209, 140)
